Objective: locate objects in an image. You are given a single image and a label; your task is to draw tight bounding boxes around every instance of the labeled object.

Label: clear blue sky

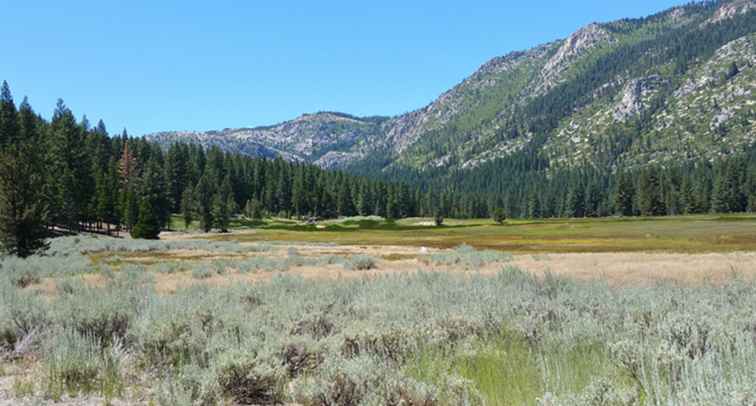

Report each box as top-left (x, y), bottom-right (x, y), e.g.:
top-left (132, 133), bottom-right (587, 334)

top-left (1, 0), bottom-right (683, 136)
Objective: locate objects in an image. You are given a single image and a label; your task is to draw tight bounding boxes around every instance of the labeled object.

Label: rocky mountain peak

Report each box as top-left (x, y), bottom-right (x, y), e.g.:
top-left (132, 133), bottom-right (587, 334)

top-left (538, 23), bottom-right (614, 94)
top-left (668, 7), bottom-right (688, 21)
top-left (707, 0), bottom-right (755, 25)
top-left (544, 23), bottom-right (612, 72)
top-left (294, 112), bottom-right (364, 124)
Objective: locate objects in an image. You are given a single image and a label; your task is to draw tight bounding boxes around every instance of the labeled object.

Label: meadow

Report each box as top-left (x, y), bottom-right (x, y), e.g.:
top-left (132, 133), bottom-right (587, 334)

top-left (198, 214), bottom-right (756, 253)
top-left (1, 215), bottom-right (756, 405)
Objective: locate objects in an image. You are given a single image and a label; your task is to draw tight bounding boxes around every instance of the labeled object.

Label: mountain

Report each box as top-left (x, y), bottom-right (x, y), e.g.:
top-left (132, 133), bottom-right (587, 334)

top-left (148, 0), bottom-right (756, 174)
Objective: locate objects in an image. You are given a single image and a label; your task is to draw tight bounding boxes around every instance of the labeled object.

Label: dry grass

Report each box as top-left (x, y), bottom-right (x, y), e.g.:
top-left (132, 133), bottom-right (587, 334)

top-left (78, 242), bottom-right (756, 293)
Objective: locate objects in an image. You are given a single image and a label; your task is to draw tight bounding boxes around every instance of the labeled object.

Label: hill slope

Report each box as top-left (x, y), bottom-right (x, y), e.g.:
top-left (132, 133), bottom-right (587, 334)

top-left (148, 0), bottom-right (756, 174)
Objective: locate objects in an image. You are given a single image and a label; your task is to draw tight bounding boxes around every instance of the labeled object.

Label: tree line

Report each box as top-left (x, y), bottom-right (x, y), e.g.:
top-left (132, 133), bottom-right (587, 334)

top-left (1, 80), bottom-right (755, 258)
top-left (0, 82), bottom-right (428, 257)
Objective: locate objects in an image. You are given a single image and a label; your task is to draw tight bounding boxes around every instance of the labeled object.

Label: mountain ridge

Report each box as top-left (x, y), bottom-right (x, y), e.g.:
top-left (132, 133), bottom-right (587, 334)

top-left (148, 0), bottom-right (755, 174)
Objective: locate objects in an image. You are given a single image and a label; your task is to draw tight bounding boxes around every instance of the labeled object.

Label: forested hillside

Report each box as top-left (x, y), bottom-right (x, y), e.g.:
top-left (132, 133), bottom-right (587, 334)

top-left (148, 0), bottom-right (756, 219)
top-left (151, 1), bottom-right (754, 171)
top-left (0, 82), bottom-right (426, 256)
top-left (2, 1), bottom-right (756, 257)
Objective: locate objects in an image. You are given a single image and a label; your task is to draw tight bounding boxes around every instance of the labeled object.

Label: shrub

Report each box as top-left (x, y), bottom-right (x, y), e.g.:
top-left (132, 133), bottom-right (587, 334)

top-left (0, 284), bottom-right (49, 350)
top-left (55, 283), bottom-right (143, 344)
top-left (43, 329), bottom-right (126, 400)
top-left (290, 355), bottom-right (458, 406)
top-left (192, 266), bottom-right (214, 279)
top-left (343, 255), bottom-right (377, 271)
top-left (434, 211), bottom-right (444, 227)
top-left (154, 262), bottom-right (181, 274)
top-left (422, 244), bottom-right (513, 269)
top-left (237, 257), bottom-right (290, 273)
top-left (213, 349), bottom-right (285, 405)
top-left (492, 208), bottom-right (507, 224)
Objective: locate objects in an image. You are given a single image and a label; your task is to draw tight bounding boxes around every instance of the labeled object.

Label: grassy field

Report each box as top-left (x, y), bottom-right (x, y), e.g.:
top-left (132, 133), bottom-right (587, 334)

top-left (3, 235), bottom-right (756, 405)
top-left (2, 217), bottom-right (756, 404)
top-left (186, 214), bottom-right (756, 253)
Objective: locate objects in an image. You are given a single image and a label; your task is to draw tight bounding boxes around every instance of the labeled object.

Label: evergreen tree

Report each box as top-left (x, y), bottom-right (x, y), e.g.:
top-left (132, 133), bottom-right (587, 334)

top-left (397, 185), bottom-right (412, 218)
top-left (356, 182), bottom-right (372, 216)
top-left (614, 172), bottom-right (635, 216)
top-left (0, 81), bottom-right (19, 148)
top-left (95, 168), bottom-right (114, 231)
top-left (122, 186), bottom-right (139, 231)
top-left (0, 149), bottom-right (49, 256)
top-left (144, 161), bottom-right (171, 229)
top-left (195, 175), bottom-right (214, 232)
top-left (245, 199), bottom-right (264, 220)
top-left (584, 180), bottom-right (601, 217)
top-left (181, 187), bottom-right (194, 229)
top-left (0, 87), bottom-right (48, 256)
top-left (48, 100), bottom-right (89, 230)
top-left (492, 207), bottom-right (506, 224)
top-left (291, 168), bottom-right (307, 217)
top-left (212, 194), bottom-right (230, 232)
top-left (165, 143), bottom-right (188, 212)
top-left (679, 175), bottom-right (696, 215)
top-left (131, 198), bottom-right (161, 239)
top-left (385, 187), bottom-right (398, 220)
top-left (434, 208), bottom-right (444, 226)
top-left (527, 191), bottom-right (542, 219)
top-left (638, 167), bottom-right (665, 216)
top-left (336, 181), bottom-right (355, 217)
top-left (564, 182), bottom-right (585, 218)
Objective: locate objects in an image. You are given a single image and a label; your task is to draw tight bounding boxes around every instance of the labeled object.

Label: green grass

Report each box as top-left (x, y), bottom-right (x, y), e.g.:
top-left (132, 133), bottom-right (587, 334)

top-left (205, 214), bottom-right (756, 253)
top-left (405, 332), bottom-right (626, 405)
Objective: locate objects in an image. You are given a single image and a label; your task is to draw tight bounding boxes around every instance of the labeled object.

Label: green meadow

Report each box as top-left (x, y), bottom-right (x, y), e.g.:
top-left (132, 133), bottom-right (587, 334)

top-left (192, 214), bottom-right (756, 253)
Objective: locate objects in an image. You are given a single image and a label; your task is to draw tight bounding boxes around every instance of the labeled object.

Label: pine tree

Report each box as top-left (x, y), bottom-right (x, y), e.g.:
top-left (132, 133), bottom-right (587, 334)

top-left (0, 81), bottom-right (19, 148)
top-left (0, 149), bottom-right (49, 256)
top-left (49, 100), bottom-right (89, 230)
top-left (584, 180), bottom-right (601, 217)
top-left (397, 185), bottom-right (412, 218)
top-left (434, 208), bottom-right (444, 226)
top-left (385, 187), bottom-right (398, 220)
top-left (614, 172), bottom-right (635, 216)
top-left (527, 191), bottom-right (542, 219)
top-left (638, 167), bottom-right (665, 216)
top-left (212, 194), bottom-right (230, 232)
top-left (165, 143), bottom-right (188, 212)
top-left (336, 181), bottom-right (355, 217)
top-left (131, 198), bottom-right (161, 239)
top-left (122, 187), bottom-right (139, 230)
top-left (492, 207), bottom-right (506, 224)
top-left (711, 167), bottom-right (736, 213)
top-left (679, 175), bottom-right (696, 215)
top-left (291, 168), bottom-right (307, 218)
top-left (564, 182), bottom-right (585, 218)
top-left (0, 87), bottom-right (48, 257)
top-left (356, 182), bottom-right (372, 216)
top-left (245, 199), bottom-right (263, 220)
top-left (94, 168), bottom-right (112, 230)
top-left (195, 175), bottom-right (214, 232)
top-left (181, 187), bottom-right (194, 229)
top-left (119, 136), bottom-right (138, 188)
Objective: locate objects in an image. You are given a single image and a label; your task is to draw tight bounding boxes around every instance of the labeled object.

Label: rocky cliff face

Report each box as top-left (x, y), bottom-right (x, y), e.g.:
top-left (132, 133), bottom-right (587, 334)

top-left (149, 0), bottom-right (756, 174)
top-left (537, 23), bottom-right (614, 95)
top-left (612, 75), bottom-right (668, 122)
top-left (707, 0), bottom-right (756, 24)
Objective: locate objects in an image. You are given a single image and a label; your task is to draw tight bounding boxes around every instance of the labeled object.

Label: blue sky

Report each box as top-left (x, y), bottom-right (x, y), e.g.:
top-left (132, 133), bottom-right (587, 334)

top-left (1, 0), bottom-right (683, 136)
